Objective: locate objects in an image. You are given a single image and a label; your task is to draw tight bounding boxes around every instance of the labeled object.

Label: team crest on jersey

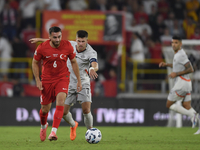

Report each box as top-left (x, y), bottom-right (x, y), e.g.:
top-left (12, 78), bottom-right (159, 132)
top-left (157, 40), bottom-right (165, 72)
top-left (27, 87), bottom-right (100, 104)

top-left (53, 54), bottom-right (58, 57)
top-left (81, 55), bottom-right (85, 58)
top-left (60, 54), bottom-right (66, 59)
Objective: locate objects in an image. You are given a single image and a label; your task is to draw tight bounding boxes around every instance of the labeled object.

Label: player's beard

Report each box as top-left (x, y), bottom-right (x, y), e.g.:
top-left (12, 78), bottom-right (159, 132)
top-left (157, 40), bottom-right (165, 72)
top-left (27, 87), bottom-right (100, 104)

top-left (52, 41), bottom-right (60, 47)
top-left (78, 45), bottom-right (86, 51)
top-left (173, 46), bottom-right (180, 52)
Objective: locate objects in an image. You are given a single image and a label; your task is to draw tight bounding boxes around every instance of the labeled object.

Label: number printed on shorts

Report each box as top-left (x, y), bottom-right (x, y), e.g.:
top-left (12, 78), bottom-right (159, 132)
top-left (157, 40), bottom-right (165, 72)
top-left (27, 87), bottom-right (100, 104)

top-left (53, 61), bottom-right (57, 68)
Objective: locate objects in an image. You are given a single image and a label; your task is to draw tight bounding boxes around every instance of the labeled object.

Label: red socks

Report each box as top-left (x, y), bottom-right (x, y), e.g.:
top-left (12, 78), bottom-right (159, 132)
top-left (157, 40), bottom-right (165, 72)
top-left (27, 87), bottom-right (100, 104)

top-left (39, 109), bottom-right (48, 125)
top-left (52, 106), bottom-right (64, 128)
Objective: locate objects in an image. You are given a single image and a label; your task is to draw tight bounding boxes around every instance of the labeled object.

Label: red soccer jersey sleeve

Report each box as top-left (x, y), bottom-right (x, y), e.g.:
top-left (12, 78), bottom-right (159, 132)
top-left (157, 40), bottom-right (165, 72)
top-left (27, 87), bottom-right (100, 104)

top-left (33, 40), bottom-right (76, 83)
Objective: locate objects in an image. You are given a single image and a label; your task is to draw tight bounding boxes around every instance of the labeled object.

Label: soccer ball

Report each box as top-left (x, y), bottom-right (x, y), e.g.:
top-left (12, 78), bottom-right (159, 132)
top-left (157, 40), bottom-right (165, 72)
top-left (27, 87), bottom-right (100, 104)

top-left (85, 128), bottom-right (102, 144)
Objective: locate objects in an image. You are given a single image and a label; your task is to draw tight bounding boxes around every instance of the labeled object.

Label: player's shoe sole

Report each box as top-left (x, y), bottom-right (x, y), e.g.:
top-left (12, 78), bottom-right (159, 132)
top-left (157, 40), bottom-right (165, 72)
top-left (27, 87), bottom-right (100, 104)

top-left (48, 131), bottom-right (58, 141)
top-left (70, 121), bottom-right (78, 141)
top-left (40, 122), bottom-right (48, 141)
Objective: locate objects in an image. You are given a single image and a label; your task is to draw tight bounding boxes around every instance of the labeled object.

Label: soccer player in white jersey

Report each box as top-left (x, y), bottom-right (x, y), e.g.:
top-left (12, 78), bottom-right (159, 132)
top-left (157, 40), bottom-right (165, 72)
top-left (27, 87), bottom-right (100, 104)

top-left (159, 35), bottom-right (200, 134)
top-left (29, 30), bottom-right (98, 140)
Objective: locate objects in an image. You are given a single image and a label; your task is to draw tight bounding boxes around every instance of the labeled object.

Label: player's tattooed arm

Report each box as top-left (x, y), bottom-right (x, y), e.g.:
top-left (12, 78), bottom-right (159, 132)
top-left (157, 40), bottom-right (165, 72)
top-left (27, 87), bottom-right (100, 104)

top-left (29, 38), bottom-right (48, 43)
top-left (176, 62), bottom-right (194, 76)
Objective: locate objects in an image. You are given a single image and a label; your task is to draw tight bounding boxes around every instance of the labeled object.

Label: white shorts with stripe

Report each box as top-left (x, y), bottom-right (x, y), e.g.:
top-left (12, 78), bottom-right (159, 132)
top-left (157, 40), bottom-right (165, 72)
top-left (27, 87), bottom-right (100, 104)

top-left (168, 76), bottom-right (192, 102)
top-left (64, 88), bottom-right (92, 106)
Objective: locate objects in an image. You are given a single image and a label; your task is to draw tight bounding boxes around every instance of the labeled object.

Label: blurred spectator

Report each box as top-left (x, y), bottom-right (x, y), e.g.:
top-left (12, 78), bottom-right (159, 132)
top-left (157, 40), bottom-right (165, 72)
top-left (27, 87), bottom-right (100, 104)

top-left (12, 77), bottom-right (25, 97)
top-left (190, 26), bottom-right (200, 39)
top-left (113, 0), bottom-right (126, 11)
top-left (19, 0), bottom-right (37, 29)
top-left (9, 0), bottom-right (19, 10)
top-left (89, 0), bottom-right (108, 11)
top-left (148, 5), bottom-right (158, 27)
top-left (102, 69), bottom-right (117, 97)
top-left (44, 0), bottom-right (61, 11)
top-left (122, 5), bottom-right (134, 31)
top-left (164, 12), bottom-right (175, 29)
top-left (21, 24), bottom-right (36, 56)
top-left (0, 2), bottom-right (18, 41)
top-left (171, 0), bottom-right (185, 21)
top-left (130, 32), bottom-right (145, 63)
top-left (11, 36), bottom-right (29, 79)
top-left (109, 5), bottom-right (118, 11)
top-left (185, 0), bottom-right (199, 22)
top-left (130, 0), bottom-right (140, 13)
top-left (147, 39), bottom-right (163, 63)
top-left (141, 29), bottom-right (151, 44)
top-left (36, 0), bottom-right (45, 11)
top-left (104, 45), bottom-right (119, 75)
top-left (68, 0), bottom-right (88, 11)
top-left (183, 16), bottom-right (196, 39)
top-left (151, 14), bottom-right (166, 41)
top-left (0, 33), bottom-right (13, 81)
top-left (143, 0), bottom-right (157, 15)
top-left (134, 4), bottom-right (148, 24)
top-left (160, 28), bottom-right (172, 46)
top-left (0, 0), bottom-right (5, 14)
top-left (128, 17), bottom-right (152, 37)
top-left (169, 19), bottom-right (184, 37)
top-left (157, 0), bottom-right (169, 19)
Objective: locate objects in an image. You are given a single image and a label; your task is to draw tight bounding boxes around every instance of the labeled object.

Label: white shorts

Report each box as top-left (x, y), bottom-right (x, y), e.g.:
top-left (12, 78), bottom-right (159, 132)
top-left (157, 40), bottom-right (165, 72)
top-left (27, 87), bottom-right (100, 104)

top-left (168, 76), bottom-right (192, 102)
top-left (65, 88), bottom-right (92, 106)
top-left (168, 89), bottom-right (191, 102)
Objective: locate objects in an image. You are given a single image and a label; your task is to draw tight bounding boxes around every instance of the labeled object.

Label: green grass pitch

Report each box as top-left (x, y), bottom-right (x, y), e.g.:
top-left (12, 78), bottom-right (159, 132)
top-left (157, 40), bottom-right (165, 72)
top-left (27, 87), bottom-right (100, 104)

top-left (0, 126), bottom-right (200, 150)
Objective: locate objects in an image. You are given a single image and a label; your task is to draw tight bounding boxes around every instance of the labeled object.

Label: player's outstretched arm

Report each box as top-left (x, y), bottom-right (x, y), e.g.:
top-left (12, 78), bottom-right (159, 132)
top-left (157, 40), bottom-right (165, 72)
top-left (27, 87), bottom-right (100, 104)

top-left (89, 62), bottom-right (98, 80)
top-left (159, 62), bottom-right (172, 68)
top-left (29, 38), bottom-right (48, 43)
top-left (32, 58), bottom-right (43, 90)
top-left (70, 57), bottom-right (82, 92)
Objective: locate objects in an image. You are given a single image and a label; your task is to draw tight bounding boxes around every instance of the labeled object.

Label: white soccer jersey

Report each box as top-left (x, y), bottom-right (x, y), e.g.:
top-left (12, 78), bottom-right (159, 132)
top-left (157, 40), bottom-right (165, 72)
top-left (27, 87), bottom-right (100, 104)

top-left (67, 41), bottom-right (97, 89)
top-left (173, 49), bottom-right (190, 82)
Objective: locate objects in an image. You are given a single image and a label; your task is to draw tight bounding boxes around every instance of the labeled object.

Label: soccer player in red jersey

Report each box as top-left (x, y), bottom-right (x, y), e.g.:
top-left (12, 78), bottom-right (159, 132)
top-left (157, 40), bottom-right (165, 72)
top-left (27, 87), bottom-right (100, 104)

top-left (32, 26), bottom-right (82, 141)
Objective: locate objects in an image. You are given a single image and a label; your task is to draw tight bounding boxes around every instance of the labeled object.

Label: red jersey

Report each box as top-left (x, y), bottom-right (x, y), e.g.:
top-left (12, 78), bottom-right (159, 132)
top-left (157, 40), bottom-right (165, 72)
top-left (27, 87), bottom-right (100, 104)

top-left (34, 40), bottom-right (75, 83)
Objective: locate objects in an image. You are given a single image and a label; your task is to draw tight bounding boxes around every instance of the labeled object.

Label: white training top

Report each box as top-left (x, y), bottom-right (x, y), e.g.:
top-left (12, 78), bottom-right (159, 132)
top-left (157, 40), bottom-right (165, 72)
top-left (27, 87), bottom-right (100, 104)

top-left (173, 49), bottom-right (190, 83)
top-left (67, 41), bottom-right (98, 89)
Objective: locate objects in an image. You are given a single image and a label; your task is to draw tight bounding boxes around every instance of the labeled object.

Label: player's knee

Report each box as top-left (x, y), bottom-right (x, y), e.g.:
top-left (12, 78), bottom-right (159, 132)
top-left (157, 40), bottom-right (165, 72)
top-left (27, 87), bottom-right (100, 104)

top-left (41, 108), bottom-right (49, 114)
top-left (56, 99), bottom-right (65, 106)
top-left (82, 109), bottom-right (90, 114)
top-left (63, 110), bottom-right (69, 116)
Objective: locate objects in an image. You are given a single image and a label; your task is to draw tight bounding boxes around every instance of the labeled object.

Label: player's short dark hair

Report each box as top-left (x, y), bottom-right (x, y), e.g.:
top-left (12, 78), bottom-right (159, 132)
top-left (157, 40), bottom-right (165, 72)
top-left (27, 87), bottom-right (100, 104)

top-left (49, 26), bottom-right (62, 35)
top-left (76, 30), bottom-right (88, 38)
top-left (172, 35), bottom-right (182, 42)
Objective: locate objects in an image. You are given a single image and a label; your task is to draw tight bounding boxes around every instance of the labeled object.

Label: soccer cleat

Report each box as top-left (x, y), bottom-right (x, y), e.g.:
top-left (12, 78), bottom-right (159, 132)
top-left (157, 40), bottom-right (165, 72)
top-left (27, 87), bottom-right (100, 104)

top-left (40, 122), bottom-right (48, 141)
top-left (70, 121), bottom-right (78, 141)
top-left (194, 129), bottom-right (200, 135)
top-left (48, 131), bottom-right (58, 141)
top-left (191, 113), bottom-right (199, 128)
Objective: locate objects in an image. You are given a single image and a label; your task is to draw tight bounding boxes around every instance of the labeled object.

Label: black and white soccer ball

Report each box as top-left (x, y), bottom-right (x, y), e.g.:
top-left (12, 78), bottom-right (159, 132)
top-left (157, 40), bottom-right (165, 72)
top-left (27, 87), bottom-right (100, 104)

top-left (85, 128), bottom-right (102, 144)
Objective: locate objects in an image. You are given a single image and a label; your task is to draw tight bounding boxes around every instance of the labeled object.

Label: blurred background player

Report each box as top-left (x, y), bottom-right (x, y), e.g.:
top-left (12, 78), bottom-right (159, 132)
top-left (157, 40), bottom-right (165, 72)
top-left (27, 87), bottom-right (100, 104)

top-left (159, 35), bottom-right (200, 134)
top-left (30, 30), bottom-right (98, 141)
top-left (32, 26), bottom-right (82, 141)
